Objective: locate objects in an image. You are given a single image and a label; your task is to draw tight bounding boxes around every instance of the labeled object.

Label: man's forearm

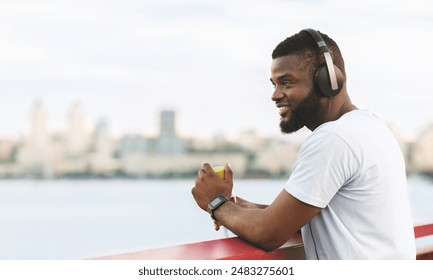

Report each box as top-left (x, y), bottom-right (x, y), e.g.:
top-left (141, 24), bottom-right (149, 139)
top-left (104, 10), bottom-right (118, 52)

top-left (214, 201), bottom-right (282, 251)
top-left (234, 196), bottom-right (268, 209)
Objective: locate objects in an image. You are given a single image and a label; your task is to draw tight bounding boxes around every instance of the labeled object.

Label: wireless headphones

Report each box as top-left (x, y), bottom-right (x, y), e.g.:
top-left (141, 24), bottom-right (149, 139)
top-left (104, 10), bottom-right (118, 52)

top-left (302, 28), bottom-right (344, 97)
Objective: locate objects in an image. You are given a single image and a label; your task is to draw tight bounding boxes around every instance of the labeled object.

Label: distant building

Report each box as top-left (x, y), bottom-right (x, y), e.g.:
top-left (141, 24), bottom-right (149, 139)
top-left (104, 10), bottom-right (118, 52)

top-left (64, 101), bottom-right (90, 156)
top-left (88, 118), bottom-right (118, 176)
top-left (233, 130), bottom-right (299, 177)
top-left (117, 110), bottom-right (187, 176)
top-left (155, 110), bottom-right (185, 155)
top-left (15, 100), bottom-right (56, 178)
top-left (160, 110), bottom-right (176, 136)
top-left (118, 134), bottom-right (150, 155)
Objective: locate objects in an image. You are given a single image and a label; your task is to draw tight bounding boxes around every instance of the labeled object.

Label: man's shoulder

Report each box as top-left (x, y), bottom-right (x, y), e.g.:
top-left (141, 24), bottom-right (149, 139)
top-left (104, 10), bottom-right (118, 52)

top-left (302, 109), bottom-right (390, 155)
top-left (313, 109), bottom-right (383, 138)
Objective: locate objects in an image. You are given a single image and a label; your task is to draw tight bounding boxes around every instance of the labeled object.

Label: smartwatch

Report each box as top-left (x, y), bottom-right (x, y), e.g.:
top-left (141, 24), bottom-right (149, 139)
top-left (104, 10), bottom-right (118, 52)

top-left (208, 195), bottom-right (228, 221)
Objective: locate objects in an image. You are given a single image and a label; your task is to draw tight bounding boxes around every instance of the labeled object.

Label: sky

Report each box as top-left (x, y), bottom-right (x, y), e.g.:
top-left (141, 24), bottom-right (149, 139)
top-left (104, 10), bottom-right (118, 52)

top-left (1, 0), bottom-right (432, 140)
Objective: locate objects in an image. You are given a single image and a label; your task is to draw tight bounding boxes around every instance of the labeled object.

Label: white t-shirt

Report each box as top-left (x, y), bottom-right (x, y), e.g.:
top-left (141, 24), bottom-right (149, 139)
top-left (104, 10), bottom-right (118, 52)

top-left (284, 109), bottom-right (416, 259)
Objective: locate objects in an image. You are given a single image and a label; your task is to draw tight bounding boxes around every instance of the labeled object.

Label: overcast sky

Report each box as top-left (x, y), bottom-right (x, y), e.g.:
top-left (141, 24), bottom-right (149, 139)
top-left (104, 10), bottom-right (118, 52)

top-left (1, 0), bottom-right (432, 140)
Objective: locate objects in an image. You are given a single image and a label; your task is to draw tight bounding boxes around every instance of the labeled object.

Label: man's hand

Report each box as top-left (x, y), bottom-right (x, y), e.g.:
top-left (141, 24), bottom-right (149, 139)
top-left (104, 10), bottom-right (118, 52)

top-left (191, 163), bottom-right (233, 213)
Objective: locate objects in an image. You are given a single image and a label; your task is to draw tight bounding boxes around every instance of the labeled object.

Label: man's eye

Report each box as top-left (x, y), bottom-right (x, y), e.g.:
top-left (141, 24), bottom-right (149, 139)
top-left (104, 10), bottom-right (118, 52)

top-left (282, 80), bottom-right (291, 86)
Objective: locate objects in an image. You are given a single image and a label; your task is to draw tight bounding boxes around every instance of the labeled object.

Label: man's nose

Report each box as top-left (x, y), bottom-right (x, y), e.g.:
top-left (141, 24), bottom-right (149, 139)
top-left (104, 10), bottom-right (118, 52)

top-left (271, 86), bottom-right (284, 101)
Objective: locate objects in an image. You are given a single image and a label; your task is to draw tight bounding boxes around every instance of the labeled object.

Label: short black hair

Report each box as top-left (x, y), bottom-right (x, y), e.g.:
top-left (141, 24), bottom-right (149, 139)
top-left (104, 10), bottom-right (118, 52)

top-left (272, 30), bottom-right (346, 77)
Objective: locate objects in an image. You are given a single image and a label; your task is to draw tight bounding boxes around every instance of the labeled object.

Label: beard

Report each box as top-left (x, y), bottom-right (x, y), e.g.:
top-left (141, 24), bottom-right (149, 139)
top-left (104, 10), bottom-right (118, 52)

top-left (279, 87), bottom-right (322, 134)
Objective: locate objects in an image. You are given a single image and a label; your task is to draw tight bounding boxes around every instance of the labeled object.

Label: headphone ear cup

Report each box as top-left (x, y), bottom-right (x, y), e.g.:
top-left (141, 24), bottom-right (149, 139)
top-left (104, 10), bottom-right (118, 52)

top-left (314, 64), bottom-right (344, 97)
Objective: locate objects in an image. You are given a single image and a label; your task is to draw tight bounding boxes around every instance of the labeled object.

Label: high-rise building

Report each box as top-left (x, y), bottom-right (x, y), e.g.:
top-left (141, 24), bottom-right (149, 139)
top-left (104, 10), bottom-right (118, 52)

top-left (15, 100), bottom-right (55, 177)
top-left (156, 110), bottom-right (185, 155)
top-left (65, 101), bottom-right (90, 156)
top-left (160, 110), bottom-right (176, 136)
top-left (29, 100), bottom-right (50, 147)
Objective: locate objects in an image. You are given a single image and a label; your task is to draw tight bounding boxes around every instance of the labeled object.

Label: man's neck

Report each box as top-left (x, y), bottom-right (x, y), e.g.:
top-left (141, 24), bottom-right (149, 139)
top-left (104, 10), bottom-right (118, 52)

top-left (306, 94), bottom-right (357, 131)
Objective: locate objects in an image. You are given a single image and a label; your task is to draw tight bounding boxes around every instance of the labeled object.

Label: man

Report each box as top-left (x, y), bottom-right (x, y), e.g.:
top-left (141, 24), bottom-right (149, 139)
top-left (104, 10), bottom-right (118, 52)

top-left (191, 29), bottom-right (416, 259)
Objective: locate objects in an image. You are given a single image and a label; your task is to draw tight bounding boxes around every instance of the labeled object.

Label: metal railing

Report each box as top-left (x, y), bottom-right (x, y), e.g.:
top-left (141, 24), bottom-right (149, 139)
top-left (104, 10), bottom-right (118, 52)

top-left (414, 223), bottom-right (433, 260)
top-left (95, 224), bottom-right (433, 260)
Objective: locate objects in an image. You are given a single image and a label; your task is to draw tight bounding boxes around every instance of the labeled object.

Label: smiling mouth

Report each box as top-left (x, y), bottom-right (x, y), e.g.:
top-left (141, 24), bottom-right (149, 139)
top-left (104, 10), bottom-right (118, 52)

top-left (278, 106), bottom-right (290, 117)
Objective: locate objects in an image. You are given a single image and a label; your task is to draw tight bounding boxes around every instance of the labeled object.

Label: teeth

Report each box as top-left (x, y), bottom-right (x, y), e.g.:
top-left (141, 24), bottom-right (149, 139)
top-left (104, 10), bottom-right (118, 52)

top-left (279, 106), bottom-right (289, 114)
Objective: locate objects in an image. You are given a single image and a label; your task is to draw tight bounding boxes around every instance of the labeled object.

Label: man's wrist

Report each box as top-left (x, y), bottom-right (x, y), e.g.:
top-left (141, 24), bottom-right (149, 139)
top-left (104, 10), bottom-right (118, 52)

top-left (208, 195), bottom-right (229, 221)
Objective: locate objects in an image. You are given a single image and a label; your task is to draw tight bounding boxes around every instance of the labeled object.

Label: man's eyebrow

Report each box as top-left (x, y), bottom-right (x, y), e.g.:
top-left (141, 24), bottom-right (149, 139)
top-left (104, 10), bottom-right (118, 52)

top-left (271, 74), bottom-right (296, 83)
top-left (277, 74), bottom-right (294, 80)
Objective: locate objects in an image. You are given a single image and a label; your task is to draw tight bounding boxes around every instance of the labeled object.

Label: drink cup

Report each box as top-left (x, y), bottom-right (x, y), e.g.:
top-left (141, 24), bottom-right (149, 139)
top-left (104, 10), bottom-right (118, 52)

top-left (213, 165), bottom-right (225, 179)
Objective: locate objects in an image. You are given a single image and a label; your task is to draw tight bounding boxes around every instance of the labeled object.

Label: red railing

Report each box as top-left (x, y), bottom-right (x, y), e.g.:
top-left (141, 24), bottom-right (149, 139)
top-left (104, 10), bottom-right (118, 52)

top-left (414, 223), bottom-right (433, 260)
top-left (95, 234), bottom-right (305, 260)
top-left (95, 224), bottom-right (433, 260)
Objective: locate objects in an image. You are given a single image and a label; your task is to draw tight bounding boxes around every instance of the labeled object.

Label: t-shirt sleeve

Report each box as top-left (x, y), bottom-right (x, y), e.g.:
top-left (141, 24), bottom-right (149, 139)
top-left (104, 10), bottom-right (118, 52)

top-left (284, 128), bottom-right (359, 208)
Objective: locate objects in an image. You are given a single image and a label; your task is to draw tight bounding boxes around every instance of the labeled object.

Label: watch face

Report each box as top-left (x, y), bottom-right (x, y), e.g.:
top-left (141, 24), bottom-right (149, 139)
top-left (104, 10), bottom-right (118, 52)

top-left (210, 196), bottom-right (225, 208)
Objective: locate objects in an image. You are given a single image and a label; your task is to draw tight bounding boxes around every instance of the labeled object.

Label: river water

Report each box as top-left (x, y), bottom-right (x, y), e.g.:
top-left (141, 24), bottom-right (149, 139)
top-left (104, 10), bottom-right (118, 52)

top-left (0, 175), bottom-right (432, 259)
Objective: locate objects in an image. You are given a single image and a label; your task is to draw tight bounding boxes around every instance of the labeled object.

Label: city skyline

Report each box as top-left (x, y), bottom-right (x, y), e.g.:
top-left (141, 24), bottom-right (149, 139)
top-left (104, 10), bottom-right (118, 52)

top-left (1, 98), bottom-right (433, 178)
top-left (1, 0), bottom-right (433, 139)
top-left (1, 97), bottom-right (431, 142)
top-left (0, 102), bottom-right (301, 179)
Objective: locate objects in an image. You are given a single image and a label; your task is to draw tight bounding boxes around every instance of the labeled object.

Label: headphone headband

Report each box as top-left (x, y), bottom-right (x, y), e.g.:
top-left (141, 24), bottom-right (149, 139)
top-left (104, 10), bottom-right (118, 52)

top-left (302, 28), bottom-right (339, 91)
